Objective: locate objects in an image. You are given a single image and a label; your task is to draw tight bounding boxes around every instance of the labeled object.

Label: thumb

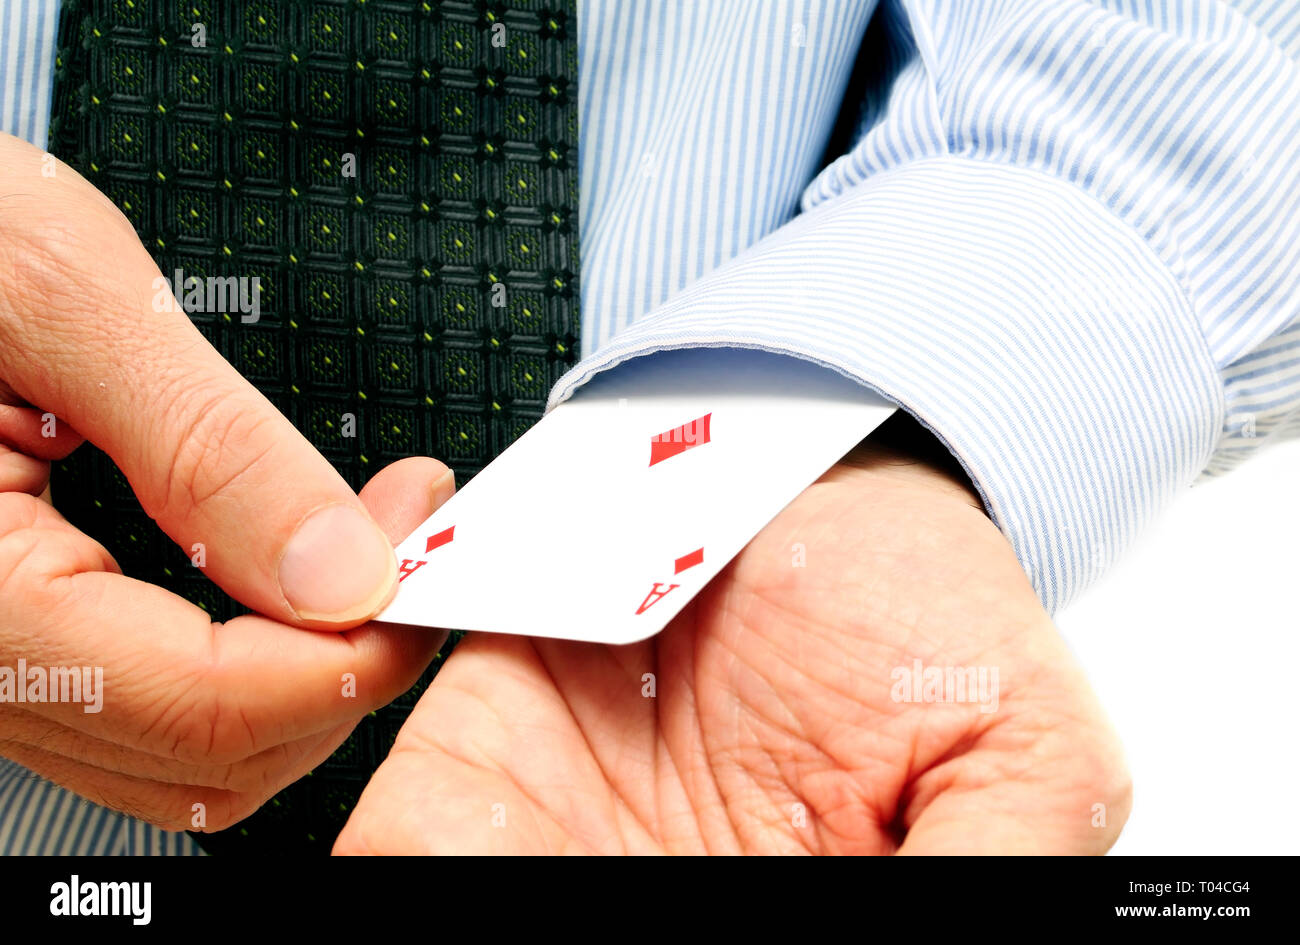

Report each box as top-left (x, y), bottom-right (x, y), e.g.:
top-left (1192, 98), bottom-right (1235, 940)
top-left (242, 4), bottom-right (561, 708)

top-left (0, 136), bottom-right (396, 627)
top-left (895, 675), bottom-right (1132, 855)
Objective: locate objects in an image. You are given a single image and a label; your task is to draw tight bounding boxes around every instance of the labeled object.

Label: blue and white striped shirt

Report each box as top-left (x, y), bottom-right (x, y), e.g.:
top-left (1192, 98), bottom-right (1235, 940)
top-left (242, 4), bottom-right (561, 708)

top-left (2, 0), bottom-right (1297, 854)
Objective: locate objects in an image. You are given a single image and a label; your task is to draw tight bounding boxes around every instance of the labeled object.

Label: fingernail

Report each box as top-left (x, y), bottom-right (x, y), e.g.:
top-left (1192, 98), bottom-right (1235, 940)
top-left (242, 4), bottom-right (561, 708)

top-left (278, 504), bottom-right (397, 623)
top-left (432, 468), bottom-right (456, 508)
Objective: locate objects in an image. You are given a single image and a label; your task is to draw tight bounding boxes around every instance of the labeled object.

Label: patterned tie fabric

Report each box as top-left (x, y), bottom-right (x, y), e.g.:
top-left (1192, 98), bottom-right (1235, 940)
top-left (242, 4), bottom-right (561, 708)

top-left (46, 0), bottom-right (579, 854)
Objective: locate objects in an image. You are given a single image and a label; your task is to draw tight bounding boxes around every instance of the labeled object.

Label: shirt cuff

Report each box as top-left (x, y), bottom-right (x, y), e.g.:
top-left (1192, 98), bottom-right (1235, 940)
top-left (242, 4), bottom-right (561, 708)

top-left (549, 157), bottom-right (1225, 614)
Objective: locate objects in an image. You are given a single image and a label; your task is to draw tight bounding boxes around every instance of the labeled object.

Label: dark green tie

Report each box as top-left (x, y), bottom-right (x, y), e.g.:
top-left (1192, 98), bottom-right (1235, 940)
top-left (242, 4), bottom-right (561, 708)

top-left (47, 0), bottom-right (580, 854)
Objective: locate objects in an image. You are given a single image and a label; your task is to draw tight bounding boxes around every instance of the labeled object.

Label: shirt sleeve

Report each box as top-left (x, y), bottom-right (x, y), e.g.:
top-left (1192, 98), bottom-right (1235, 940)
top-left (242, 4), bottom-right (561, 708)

top-left (0, 0), bottom-right (60, 147)
top-left (555, 0), bottom-right (1300, 614)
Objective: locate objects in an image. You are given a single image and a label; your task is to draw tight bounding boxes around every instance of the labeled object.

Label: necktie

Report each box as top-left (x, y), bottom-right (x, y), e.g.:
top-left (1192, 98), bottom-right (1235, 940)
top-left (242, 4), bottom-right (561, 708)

top-left (47, 0), bottom-right (580, 854)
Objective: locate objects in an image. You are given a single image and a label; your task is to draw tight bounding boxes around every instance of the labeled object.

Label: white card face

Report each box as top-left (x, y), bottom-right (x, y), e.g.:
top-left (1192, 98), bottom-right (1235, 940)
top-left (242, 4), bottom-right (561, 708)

top-left (374, 349), bottom-right (896, 645)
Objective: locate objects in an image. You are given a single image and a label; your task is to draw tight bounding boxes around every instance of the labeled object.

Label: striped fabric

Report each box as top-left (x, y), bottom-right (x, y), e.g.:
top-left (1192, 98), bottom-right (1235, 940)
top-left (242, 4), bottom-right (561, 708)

top-left (0, 759), bottom-right (198, 855)
top-left (2, 0), bottom-right (1297, 854)
top-left (555, 0), bottom-right (1300, 614)
top-left (0, 0), bottom-right (55, 146)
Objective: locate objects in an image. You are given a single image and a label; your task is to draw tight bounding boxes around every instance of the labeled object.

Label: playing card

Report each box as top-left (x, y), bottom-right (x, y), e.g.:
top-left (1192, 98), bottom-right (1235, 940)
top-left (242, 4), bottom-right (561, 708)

top-left (374, 348), bottom-right (896, 644)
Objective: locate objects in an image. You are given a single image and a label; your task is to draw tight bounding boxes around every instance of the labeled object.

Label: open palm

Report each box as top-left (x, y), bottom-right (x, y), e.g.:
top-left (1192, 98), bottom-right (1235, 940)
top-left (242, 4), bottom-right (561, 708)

top-left (336, 443), bottom-right (1130, 854)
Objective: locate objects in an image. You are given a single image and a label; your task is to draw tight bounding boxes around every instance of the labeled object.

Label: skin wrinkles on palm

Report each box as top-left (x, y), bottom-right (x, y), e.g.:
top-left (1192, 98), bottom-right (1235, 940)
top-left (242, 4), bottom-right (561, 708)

top-left (338, 444), bottom-right (1131, 855)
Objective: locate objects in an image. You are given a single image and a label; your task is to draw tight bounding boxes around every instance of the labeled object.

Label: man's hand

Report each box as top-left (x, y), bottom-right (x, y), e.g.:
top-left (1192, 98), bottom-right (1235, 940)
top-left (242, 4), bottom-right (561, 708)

top-left (336, 434), bottom-right (1131, 854)
top-left (0, 133), bottom-right (449, 830)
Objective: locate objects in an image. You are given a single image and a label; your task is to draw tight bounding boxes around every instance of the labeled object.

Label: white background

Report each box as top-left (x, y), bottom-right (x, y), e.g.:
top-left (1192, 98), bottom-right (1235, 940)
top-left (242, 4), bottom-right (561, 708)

top-left (1056, 439), bottom-right (1299, 855)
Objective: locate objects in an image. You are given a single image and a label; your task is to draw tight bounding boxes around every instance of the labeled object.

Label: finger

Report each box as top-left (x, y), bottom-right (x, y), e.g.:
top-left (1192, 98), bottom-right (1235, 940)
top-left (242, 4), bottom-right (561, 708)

top-left (0, 737), bottom-right (250, 832)
top-left (0, 404), bottom-right (83, 459)
top-left (0, 495), bottom-right (121, 595)
top-left (352, 455), bottom-right (455, 657)
top-left (0, 710), bottom-right (353, 794)
top-left (359, 456), bottom-right (455, 543)
top-left (0, 136), bottom-right (395, 628)
top-left (0, 490), bottom-right (109, 545)
top-left (0, 719), bottom-right (356, 833)
top-left (4, 572), bottom-right (436, 763)
top-left (0, 462), bottom-right (452, 761)
top-left (0, 446), bottom-right (50, 496)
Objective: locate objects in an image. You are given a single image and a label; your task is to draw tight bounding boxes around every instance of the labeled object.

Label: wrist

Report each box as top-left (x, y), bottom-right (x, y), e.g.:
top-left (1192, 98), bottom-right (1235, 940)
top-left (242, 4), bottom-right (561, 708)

top-left (839, 412), bottom-right (984, 512)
